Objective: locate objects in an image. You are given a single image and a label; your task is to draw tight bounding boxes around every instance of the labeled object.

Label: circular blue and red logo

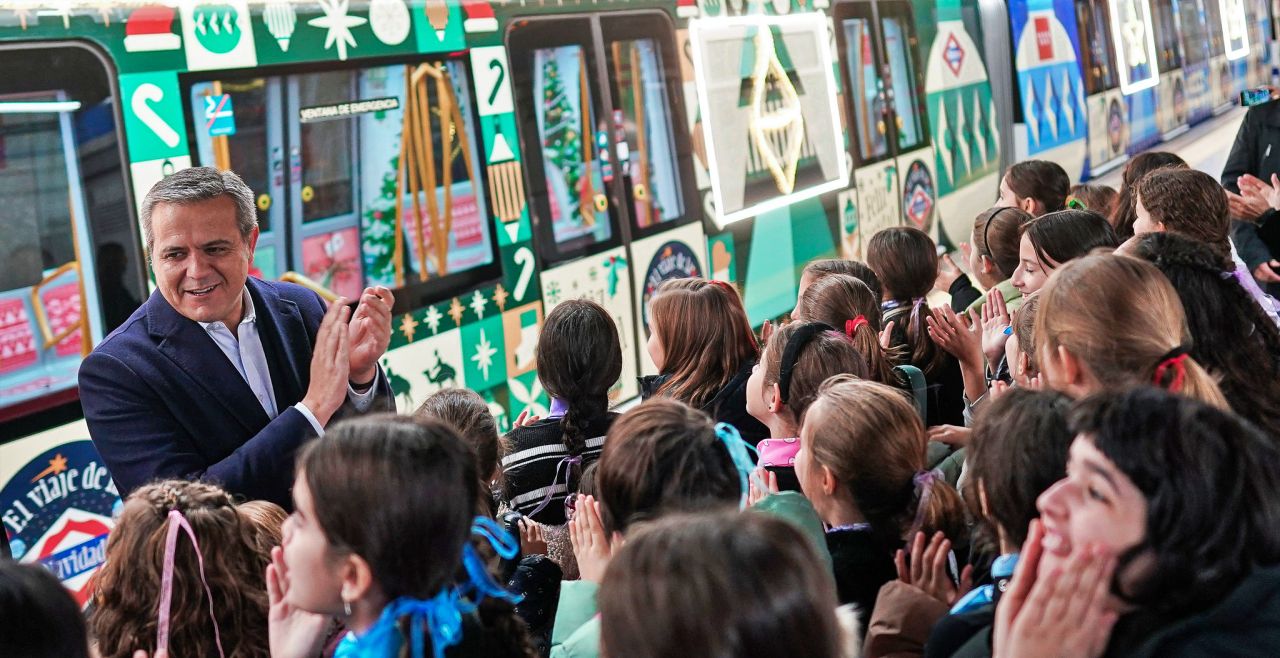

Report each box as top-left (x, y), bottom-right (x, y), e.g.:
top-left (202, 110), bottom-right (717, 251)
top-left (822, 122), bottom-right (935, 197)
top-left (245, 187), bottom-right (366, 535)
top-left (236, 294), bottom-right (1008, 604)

top-left (641, 241), bottom-right (702, 332)
top-left (902, 160), bottom-right (935, 232)
top-left (2, 441), bottom-right (120, 604)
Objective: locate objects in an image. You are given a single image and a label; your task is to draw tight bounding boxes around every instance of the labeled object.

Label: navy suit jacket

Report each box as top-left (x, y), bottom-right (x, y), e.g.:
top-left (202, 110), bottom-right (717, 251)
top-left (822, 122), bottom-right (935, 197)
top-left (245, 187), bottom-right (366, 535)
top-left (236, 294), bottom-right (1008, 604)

top-left (78, 277), bottom-right (394, 508)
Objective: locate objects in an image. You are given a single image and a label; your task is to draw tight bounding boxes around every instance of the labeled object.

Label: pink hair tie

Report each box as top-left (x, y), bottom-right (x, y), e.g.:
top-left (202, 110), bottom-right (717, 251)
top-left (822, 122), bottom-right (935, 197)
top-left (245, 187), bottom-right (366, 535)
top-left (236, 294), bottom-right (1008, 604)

top-left (156, 509), bottom-right (225, 658)
top-left (710, 279), bottom-right (735, 294)
top-left (845, 316), bottom-right (869, 337)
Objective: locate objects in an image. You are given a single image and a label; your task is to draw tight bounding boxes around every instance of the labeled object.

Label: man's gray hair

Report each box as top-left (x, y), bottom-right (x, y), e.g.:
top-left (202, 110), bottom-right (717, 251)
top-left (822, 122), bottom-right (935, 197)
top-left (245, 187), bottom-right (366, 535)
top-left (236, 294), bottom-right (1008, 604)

top-left (140, 166), bottom-right (257, 251)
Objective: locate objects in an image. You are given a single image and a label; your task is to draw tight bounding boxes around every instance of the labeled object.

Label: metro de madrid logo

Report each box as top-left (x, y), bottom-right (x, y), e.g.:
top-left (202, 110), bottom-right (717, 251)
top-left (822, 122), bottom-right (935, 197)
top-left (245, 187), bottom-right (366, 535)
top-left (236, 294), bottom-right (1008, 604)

top-left (641, 241), bottom-right (703, 332)
top-left (2, 441), bottom-right (121, 605)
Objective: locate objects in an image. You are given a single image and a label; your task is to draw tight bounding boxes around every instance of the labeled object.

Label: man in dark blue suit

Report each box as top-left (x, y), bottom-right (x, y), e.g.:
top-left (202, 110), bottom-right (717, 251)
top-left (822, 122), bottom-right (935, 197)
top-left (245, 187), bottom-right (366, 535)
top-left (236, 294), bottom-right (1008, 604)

top-left (79, 167), bottom-right (395, 508)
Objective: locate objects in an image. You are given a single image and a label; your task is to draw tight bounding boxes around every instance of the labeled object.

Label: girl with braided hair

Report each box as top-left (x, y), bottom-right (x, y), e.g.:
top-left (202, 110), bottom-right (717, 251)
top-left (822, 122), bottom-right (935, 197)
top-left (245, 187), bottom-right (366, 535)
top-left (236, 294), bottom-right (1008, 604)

top-left (89, 480), bottom-right (270, 658)
top-left (1129, 231), bottom-right (1280, 438)
top-left (502, 299), bottom-right (622, 527)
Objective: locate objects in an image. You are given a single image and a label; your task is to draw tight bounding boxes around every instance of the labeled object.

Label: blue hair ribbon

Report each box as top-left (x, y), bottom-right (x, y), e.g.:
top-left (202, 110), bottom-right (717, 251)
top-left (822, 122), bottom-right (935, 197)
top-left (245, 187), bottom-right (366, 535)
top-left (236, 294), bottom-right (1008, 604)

top-left (334, 590), bottom-right (463, 658)
top-left (715, 422), bottom-right (764, 508)
top-left (334, 517), bottom-right (523, 658)
top-left (460, 516), bottom-right (523, 605)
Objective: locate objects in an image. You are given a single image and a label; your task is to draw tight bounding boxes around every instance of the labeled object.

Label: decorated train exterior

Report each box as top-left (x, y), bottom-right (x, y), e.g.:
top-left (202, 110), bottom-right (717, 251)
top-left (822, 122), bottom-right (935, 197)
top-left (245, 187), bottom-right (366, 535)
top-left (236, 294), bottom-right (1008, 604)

top-left (0, 0), bottom-right (1270, 594)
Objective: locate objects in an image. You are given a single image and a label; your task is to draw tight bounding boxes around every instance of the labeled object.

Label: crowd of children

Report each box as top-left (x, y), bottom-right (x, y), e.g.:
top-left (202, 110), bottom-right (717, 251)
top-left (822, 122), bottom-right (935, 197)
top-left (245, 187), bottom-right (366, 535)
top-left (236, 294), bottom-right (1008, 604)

top-left (8, 154), bottom-right (1280, 658)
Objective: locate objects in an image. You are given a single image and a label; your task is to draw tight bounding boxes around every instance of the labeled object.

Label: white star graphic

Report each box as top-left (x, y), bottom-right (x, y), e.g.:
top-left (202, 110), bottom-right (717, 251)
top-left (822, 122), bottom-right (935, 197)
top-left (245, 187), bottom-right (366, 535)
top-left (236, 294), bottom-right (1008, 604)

top-left (423, 304), bottom-right (443, 334)
top-left (308, 0), bottom-right (366, 61)
top-left (470, 289), bottom-right (488, 320)
top-left (471, 329), bottom-right (498, 381)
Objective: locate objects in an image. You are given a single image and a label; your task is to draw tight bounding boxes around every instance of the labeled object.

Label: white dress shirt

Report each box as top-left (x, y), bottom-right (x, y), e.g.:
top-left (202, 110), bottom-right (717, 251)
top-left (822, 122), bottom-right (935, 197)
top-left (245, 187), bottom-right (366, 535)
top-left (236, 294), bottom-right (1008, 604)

top-left (199, 287), bottom-right (377, 435)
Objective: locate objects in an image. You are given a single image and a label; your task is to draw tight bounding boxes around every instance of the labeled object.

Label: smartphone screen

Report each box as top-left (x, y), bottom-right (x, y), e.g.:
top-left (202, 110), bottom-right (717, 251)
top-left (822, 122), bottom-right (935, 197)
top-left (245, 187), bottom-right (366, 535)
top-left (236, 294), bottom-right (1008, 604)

top-left (1242, 87), bottom-right (1273, 106)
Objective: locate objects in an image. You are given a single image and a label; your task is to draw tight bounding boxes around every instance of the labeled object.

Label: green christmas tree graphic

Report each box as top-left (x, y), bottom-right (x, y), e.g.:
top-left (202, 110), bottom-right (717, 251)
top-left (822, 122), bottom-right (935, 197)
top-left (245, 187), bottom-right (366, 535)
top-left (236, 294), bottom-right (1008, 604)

top-left (542, 55), bottom-right (585, 224)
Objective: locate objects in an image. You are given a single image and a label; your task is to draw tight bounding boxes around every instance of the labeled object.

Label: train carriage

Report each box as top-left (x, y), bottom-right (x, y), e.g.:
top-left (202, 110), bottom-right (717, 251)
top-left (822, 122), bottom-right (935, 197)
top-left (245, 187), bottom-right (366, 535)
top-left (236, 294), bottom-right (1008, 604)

top-left (0, 0), bottom-right (1271, 594)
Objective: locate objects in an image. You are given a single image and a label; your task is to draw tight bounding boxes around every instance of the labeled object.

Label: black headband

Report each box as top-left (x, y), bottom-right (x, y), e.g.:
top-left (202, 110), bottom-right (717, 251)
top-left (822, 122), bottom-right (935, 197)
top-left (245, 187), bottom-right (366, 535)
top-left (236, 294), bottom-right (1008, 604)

top-left (979, 206), bottom-right (1015, 258)
top-left (777, 322), bottom-right (834, 404)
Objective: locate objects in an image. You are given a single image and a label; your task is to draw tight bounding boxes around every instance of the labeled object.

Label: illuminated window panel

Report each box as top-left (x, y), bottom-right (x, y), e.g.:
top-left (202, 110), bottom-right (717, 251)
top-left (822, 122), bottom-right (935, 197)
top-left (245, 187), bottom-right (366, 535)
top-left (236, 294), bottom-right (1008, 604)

top-left (689, 13), bottom-right (848, 226)
top-left (1108, 0), bottom-right (1161, 94)
top-left (1220, 0), bottom-right (1250, 60)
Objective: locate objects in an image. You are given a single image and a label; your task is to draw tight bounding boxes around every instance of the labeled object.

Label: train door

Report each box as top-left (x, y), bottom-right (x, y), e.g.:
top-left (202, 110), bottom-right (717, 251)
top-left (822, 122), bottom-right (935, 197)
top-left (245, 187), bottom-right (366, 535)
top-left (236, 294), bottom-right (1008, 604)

top-left (835, 0), bottom-right (939, 257)
top-left (1075, 0), bottom-right (1130, 175)
top-left (1205, 0), bottom-right (1235, 109)
top-left (508, 12), bottom-right (705, 389)
top-left (186, 58), bottom-right (506, 411)
top-left (1153, 0), bottom-right (1191, 137)
top-left (0, 44), bottom-right (141, 604)
top-left (1179, 0), bottom-right (1216, 124)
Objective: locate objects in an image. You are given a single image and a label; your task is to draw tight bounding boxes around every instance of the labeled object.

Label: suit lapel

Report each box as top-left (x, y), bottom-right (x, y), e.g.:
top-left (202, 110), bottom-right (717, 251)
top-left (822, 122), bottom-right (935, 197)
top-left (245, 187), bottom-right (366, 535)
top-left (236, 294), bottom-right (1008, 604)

top-left (247, 277), bottom-right (308, 416)
top-left (146, 288), bottom-right (270, 433)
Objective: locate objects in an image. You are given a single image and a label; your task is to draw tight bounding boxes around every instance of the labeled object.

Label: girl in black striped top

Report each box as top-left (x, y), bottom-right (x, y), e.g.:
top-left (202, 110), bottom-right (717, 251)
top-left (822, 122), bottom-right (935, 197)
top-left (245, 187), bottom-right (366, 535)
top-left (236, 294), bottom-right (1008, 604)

top-left (501, 299), bottom-right (622, 525)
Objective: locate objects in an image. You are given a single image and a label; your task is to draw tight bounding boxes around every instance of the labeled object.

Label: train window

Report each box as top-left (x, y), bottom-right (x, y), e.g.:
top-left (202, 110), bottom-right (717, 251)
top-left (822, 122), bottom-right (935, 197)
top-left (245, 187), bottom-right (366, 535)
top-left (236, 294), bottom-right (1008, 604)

top-left (1180, 0), bottom-right (1211, 67)
top-left (1077, 0), bottom-right (1120, 94)
top-left (607, 37), bottom-right (685, 230)
top-left (1152, 0), bottom-right (1184, 70)
top-left (531, 44), bottom-right (614, 250)
top-left (0, 45), bottom-right (136, 422)
top-left (1222, 0), bottom-right (1251, 58)
top-left (190, 78), bottom-right (282, 234)
top-left (187, 58), bottom-right (500, 311)
top-left (842, 18), bottom-right (891, 162)
top-left (880, 14), bottom-right (926, 151)
top-left (295, 71), bottom-right (357, 224)
top-left (1206, 0), bottom-right (1226, 55)
top-left (1109, 0), bottom-right (1161, 92)
top-left (510, 19), bottom-right (623, 264)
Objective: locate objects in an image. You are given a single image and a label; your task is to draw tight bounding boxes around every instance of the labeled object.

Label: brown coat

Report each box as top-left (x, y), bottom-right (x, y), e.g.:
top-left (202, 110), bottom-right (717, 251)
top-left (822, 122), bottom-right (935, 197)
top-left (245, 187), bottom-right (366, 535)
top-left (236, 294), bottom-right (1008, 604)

top-left (864, 581), bottom-right (950, 658)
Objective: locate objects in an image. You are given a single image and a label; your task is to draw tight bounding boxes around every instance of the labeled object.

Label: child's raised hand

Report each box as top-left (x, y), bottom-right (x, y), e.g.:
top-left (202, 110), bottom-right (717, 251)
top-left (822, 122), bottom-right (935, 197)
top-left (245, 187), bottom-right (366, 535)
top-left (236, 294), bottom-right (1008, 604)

top-left (748, 467), bottom-right (780, 507)
top-left (514, 409), bottom-right (542, 428)
top-left (879, 320), bottom-right (897, 350)
top-left (935, 253), bottom-right (963, 293)
top-left (980, 291), bottom-right (1013, 366)
top-left (266, 546), bottom-right (331, 658)
top-left (926, 306), bottom-right (982, 366)
top-left (895, 531), bottom-right (973, 605)
top-left (760, 319), bottom-right (774, 346)
top-left (927, 424), bottom-right (972, 447)
top-left (989, 380), bottom-right (1011, 400)
top-left (993, 521), bottom-right (1118, 658)
top-left (569, 495), bottom-right (612, 583)
top-left (518, 518), bottom-right (549, 557)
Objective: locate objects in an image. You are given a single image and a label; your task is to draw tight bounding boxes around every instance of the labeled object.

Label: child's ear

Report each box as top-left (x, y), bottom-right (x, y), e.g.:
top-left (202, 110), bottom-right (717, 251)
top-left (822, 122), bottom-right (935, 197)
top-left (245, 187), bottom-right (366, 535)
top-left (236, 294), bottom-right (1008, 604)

top-left (768, 383), bottom-right (785, 414)
top-left (1056, 345), bottom-right (1093, 396)
top-left (1021, 197), bottom-right (1040, 215)
top-left (979, 254), bottom-right (997, 276)
top-left (821, 464), bottom-right (839, 497)
top-left (1017, 351), bottom-right (1033, 383)
top-left (340, 553), bottom-right (377, 610)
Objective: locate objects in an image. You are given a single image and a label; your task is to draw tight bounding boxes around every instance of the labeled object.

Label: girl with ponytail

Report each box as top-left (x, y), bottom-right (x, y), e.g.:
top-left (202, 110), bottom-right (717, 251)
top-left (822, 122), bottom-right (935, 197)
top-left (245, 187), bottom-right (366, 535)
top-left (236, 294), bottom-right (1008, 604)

top-left (502, 299), bottom-right (622, 526)
top-left (1130, 232), bottom-right (1280, 437)
top-left (1034, 253), bottom-right (1228, 407)
top-left (793, 273), bottom-right (900, 385)
top-left (269, 416), bottom-right (534, 658)
top-left (867, 227), bottom-right (965, 426)
top-left (796, 375), bottom-right (967, 632)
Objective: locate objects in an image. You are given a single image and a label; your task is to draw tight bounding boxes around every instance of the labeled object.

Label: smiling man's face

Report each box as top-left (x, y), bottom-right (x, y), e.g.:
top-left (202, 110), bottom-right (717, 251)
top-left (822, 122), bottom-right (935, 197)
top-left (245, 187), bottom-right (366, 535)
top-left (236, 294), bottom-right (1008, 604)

top-left (150, 194), bottom-right (257, 327)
